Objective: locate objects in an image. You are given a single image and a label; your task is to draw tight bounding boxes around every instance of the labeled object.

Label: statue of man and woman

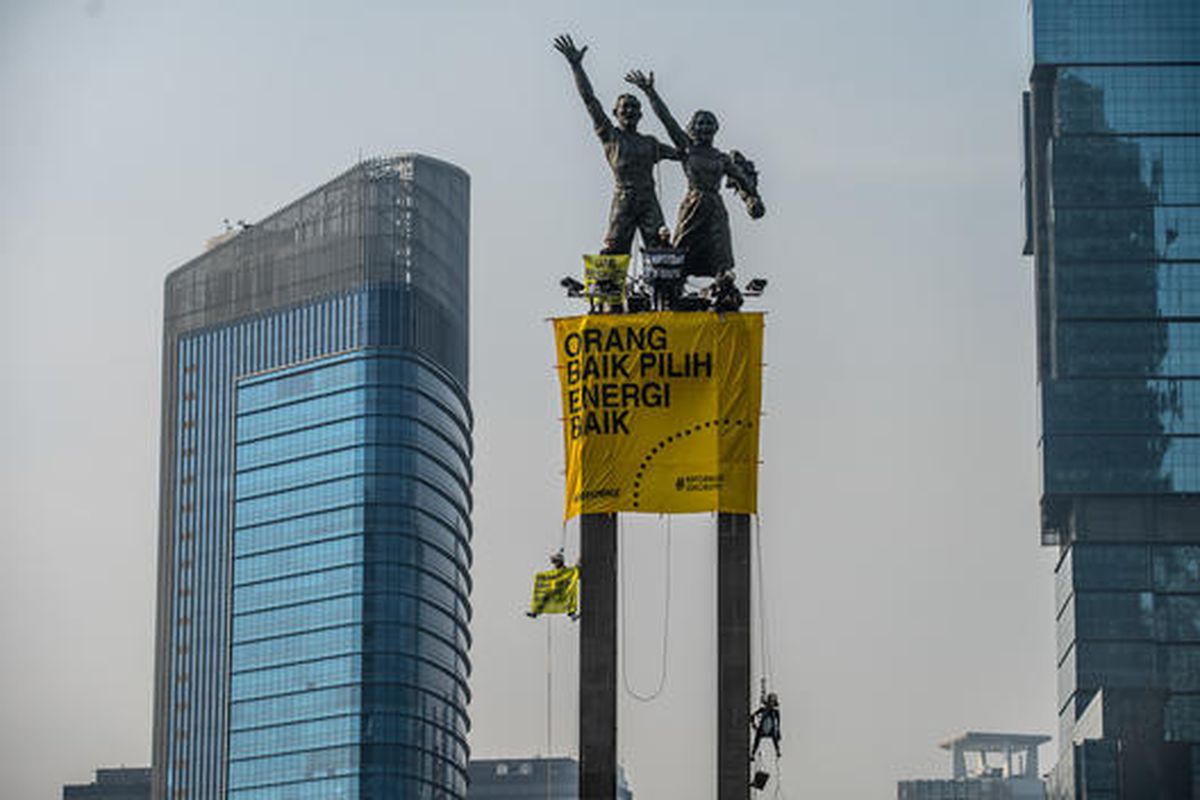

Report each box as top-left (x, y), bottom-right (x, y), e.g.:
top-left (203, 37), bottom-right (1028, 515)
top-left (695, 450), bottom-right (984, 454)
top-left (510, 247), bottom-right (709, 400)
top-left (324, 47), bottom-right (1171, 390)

top-left (554, 34), bottom-right (765, 279)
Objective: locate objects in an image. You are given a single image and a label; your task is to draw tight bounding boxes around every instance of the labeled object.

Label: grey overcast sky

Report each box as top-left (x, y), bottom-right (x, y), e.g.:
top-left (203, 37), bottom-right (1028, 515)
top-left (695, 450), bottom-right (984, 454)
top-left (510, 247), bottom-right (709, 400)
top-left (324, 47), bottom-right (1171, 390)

top-left (0, 1), bottom-right (1053, 797)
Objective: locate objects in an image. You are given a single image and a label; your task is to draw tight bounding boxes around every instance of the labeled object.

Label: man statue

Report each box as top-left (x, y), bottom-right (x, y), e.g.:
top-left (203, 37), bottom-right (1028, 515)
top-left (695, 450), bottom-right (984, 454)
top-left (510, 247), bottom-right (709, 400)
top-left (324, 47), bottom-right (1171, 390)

top-left (554, 34), bottom-right (680, 255)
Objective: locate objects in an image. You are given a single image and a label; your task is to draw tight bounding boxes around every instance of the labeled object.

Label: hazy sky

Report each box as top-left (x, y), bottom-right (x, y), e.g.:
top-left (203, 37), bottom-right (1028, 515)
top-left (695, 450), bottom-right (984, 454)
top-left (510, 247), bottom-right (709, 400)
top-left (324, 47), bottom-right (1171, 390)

top-left (0, 1), bottom-right (1054, 797)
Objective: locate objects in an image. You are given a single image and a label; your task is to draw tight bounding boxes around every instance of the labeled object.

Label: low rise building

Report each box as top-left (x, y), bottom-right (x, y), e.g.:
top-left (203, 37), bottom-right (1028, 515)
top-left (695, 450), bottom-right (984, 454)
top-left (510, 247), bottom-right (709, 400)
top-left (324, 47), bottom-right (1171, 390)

top-left (898, 732), bottom-right (1049, 800)
top-left (63, 767), bottom-right (150, 800)
top-left (468, 757), bottom-right (633, 799)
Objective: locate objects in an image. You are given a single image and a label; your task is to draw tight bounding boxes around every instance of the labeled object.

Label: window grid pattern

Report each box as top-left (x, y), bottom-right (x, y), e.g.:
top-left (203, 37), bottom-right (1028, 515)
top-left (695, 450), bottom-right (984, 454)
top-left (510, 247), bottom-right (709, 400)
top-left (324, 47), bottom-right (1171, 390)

top-left (1058, 67), bottom-right (1200, 136)
top-left (167, 293), bottom-right (368, 800)
top-left (1033, 0), bottom-right (1200, 65)
top-left (164, 291), bottom-right (473, 800)
top-left (1051, 207), bottom-right (1200, 263)
top-left (1053, 137), bottom-right (1200, 208)
top-left (228, 351), bottom-right (471, 800)
top-left (1054, 544), bottom-right (1200, 723)
top-left (1052, 262), bottom-right (1200, 319)
top-left (1037, 57), bottom-right (1200, 500)
top-left (1029, 0), bottom-right (1200, 789)
top-left (1043, 379), bottom-right (1200, 436)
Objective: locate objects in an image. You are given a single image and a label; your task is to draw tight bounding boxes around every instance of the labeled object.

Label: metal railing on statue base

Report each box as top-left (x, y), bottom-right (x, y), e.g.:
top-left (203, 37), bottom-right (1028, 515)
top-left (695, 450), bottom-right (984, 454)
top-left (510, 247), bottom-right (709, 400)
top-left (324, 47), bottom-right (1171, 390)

top-left (561, 248), bottom-right (767, 316)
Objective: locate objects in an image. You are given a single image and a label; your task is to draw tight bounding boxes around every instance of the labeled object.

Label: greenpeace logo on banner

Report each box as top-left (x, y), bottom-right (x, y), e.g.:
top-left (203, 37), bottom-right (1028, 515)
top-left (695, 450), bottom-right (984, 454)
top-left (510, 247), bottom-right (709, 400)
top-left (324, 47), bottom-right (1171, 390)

top-left (552, 312), bottom-right (763, 520)
top-left (576, 488), bottom-right (620, 502)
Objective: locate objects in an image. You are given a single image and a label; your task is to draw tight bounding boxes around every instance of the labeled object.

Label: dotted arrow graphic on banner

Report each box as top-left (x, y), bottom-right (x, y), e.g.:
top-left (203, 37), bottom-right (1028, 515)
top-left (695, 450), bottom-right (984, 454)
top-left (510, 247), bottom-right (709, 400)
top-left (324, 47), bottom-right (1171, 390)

top-left (630, 418), bottom-right (755, 509)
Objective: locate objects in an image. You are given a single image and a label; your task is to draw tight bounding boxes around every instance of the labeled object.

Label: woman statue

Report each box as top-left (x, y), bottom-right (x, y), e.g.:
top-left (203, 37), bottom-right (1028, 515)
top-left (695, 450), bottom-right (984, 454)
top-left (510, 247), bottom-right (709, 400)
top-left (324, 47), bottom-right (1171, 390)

top-left (625, 70), bottom-right (765, 278)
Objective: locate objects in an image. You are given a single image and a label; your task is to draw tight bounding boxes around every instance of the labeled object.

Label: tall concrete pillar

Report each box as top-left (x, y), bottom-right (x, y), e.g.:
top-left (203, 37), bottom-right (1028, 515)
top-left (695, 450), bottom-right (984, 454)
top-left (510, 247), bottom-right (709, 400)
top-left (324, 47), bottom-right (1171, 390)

top-left (718, 512), bottom-right (752, 800)
top-left (580, 513), bottom-right (617, 800)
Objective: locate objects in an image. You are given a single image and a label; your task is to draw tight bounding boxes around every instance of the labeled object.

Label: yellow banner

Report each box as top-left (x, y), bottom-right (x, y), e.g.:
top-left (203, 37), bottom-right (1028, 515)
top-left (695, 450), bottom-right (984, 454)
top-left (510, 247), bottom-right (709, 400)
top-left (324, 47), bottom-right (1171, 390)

top-left (530, 566), bottom-right (580, 616)
top-left (553, 312), bottom-right (763, 520)
top-left (583, 254), bottom-right (630, 307)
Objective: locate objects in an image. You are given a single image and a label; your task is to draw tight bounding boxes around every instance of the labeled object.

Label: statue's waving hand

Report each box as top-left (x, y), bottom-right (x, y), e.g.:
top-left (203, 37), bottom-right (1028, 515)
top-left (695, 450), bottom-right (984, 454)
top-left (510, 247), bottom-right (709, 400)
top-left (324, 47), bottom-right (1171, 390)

top-left (624, 70), bottom-right (654, 91)
top-left (554, 34), bottom-right (587, 65)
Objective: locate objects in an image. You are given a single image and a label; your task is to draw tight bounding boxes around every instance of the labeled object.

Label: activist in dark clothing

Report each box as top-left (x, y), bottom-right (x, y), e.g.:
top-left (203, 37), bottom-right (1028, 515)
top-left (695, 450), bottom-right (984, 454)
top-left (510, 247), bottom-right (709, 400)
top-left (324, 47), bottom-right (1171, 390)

top-left (751, 692), bottom-right (781, 759)
top-left (554, 34), bottom-right (679, 254)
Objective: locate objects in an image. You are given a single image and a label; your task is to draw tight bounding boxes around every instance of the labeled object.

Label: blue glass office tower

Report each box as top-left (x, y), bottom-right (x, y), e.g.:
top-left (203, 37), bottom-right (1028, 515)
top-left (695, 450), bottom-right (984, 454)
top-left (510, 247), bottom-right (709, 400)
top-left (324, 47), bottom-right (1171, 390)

top-left (1023, 2), bottom-right (1200, 797)
top-left (151, 156), bottom-right (472, 800)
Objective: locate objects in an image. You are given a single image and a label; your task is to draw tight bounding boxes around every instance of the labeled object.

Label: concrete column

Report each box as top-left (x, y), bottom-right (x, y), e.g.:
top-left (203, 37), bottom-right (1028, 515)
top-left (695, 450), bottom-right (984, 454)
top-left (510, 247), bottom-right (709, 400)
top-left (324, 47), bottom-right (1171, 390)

top-left (579, 513), bottom-right (617, 800)
top-left (718, 512), bottom-right (752, 800)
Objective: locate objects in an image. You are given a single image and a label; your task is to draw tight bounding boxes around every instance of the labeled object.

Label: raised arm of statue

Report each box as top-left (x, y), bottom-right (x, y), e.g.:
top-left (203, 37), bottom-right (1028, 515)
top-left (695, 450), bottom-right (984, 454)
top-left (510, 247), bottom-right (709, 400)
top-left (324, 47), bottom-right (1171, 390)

top-left (625, 70), bottom-right (689, 152)
top-left (554, 35), bottom-right (612, 141)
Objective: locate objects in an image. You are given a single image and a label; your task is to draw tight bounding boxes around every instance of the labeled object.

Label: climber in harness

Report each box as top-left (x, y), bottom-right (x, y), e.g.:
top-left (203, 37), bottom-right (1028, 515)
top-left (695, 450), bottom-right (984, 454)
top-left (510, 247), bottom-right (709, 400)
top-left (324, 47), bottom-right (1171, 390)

top-left (750, 692), bottom-right (781, 760)
top-left (526, 551), bottom-right (580, 620)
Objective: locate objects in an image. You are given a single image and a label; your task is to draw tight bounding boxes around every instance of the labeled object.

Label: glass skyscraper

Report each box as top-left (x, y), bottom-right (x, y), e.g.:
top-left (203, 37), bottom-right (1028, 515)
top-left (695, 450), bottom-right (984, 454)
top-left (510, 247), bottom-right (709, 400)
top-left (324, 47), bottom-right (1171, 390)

top-left (151, 155), bottom-right (472, 800)
top-left (1023, 2), bottom-right (1200, 797)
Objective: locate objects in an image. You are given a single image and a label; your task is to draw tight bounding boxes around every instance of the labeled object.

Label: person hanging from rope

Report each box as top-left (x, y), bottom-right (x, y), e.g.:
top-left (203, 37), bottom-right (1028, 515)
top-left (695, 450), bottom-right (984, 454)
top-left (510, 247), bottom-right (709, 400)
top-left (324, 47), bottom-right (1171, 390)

top-left (750, 692), bottom-right (781, 759)
top-left (527, 550), bottom-right (580, 620)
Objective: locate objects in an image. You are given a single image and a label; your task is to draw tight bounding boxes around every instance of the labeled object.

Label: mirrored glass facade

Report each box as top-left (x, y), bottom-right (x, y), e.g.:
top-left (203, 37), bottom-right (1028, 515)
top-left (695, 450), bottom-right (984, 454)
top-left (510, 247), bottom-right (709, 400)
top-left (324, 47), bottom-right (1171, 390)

top-left (1025, 2), bottom-right (1200, 796)
top-left (229, 351), bottom-right (471, 798)
top-left (152, 156), bottom-right (471, 800)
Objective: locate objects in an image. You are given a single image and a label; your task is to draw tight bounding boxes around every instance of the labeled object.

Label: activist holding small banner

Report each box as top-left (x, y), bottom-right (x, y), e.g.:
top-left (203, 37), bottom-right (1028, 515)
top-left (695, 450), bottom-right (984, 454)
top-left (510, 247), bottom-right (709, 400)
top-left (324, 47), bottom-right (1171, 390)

top-left (552, 311), bottom-right (763, 520)
top-left (529, 563), bottom-right (580, 617)
top-left (582, 254), bottom-right (631, 309)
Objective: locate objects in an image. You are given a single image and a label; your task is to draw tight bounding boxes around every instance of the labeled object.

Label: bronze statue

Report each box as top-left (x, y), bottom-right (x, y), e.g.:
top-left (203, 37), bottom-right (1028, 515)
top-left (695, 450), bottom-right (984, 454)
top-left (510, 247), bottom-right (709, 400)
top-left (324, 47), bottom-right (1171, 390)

top-left (554, 35), bottom-right (680, 255)
top-left (625, 70), bottom-right (765, 277)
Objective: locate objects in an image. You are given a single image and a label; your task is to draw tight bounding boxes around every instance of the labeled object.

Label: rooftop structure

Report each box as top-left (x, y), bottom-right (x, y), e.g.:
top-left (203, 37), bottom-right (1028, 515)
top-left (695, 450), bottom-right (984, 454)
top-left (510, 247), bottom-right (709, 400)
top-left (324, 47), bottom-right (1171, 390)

top-left (63, 767), bottom-right (151, 800)
top-left (898, 732), bottom-right (1049, 800)
top-left (940, 732), bottom-right (1050, 781)
top-left (467, 757), bottom-right (632, 799)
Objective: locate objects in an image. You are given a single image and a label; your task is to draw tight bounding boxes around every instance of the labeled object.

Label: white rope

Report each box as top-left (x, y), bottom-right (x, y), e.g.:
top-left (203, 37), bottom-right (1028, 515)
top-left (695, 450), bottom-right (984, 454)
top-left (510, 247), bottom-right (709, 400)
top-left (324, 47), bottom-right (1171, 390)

top-left (545, 615), bottom-right (553, 759)
top-left (542, 518), bottom-right (573, 774)
top-left (751, 739), bottom-right (787, 799)
top-left (549, 626), bottom-right (555, 800)
top-left (751, 513), bottom-right (789, 798)
top-left (619, 514), bottom-right (672, 702)
top-left (754, 513), bottom-right (775, 688)
top-left (771, 753), bottom-right (788, 800)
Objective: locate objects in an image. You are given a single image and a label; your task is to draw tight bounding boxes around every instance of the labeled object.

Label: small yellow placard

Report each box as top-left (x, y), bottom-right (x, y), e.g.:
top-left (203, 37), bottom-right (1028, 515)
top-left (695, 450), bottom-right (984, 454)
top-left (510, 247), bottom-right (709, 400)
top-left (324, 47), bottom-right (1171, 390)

top-left (530, 566), bottom-right (580, 616)
top-left (552, 311), bottom-right (763, 520)
top-left (582, 254), bottom-right (631, 307)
